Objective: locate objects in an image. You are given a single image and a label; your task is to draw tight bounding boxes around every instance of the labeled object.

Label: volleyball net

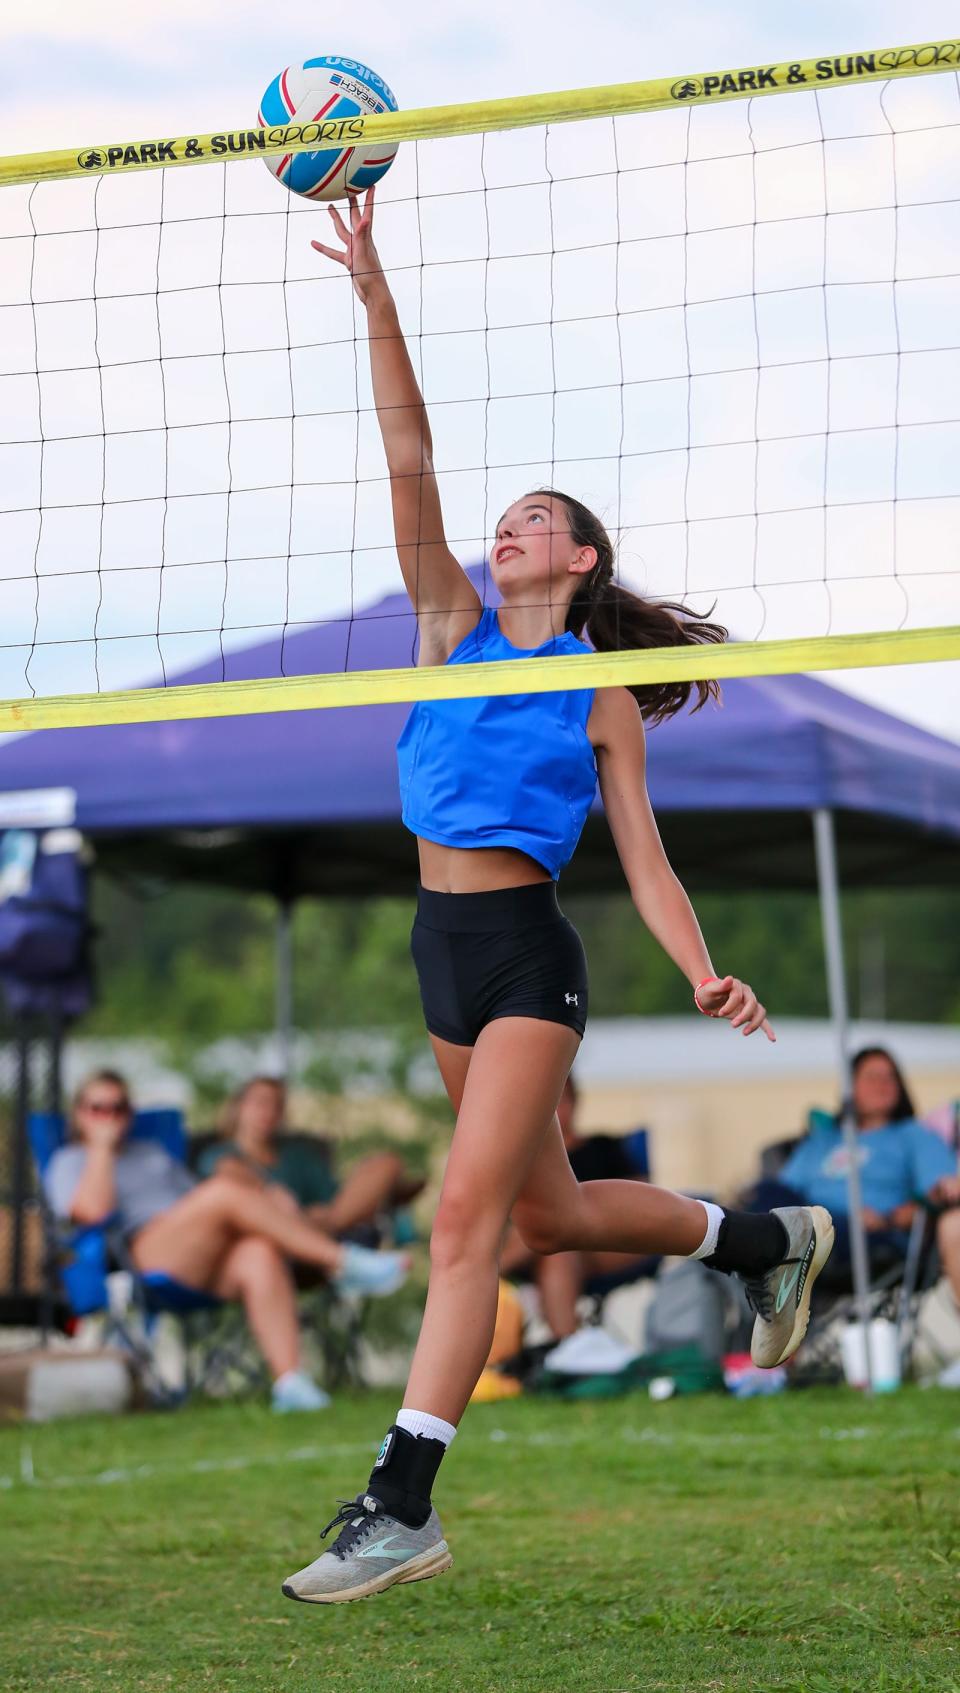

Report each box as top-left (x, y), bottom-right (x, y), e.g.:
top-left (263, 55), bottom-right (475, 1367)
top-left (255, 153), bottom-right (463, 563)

top-left (1, 40), bottom-right (959, 732)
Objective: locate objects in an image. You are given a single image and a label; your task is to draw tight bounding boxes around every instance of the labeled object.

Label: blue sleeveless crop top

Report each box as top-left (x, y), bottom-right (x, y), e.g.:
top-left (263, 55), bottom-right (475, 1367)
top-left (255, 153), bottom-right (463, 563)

top-left (396, 609), bottom-right (597, 879)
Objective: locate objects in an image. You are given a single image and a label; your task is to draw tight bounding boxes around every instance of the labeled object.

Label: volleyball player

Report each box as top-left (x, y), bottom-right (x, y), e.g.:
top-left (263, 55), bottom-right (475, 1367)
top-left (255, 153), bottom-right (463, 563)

top-left (282, 188), bottom-right (834, 1604)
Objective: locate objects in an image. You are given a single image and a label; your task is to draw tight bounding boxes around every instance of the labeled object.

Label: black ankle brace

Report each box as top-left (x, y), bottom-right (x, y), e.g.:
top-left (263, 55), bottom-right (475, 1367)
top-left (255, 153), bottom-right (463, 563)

top-left (365, 1425), bottom-right (447, 1529)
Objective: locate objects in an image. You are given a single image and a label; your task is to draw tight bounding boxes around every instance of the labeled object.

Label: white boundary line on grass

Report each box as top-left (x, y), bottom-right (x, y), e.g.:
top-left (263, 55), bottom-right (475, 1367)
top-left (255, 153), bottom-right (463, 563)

top-left (3, 1420), bottom-right (955, 1494)
top-left (0, 1437), bottom-right (377, 1492)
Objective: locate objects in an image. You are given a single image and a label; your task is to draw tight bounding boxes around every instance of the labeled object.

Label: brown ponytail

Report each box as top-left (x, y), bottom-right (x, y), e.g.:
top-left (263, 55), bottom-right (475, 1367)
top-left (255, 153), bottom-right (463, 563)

top-left (534, 489), bottom-right (727, 726)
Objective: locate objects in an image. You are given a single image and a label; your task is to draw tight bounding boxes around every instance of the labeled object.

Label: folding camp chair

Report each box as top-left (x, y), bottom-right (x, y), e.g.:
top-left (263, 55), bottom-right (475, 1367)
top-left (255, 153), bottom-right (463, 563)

top-left (740, 1116), bottom-right (946, 1381)
top-left (188, 1127), bottom-right (419, 1389)
top-left (29, 1109), bottom-right (264, 1407)
top-left (790, 1203), bottom-right (941, 1383)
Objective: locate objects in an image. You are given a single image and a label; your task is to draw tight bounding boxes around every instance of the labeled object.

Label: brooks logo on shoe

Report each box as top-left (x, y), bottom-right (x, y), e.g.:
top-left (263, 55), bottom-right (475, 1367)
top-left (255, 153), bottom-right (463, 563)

top-left (355, 1532), bottom-right (417, 1562)
top-left (774, 1234), bottom-right (817, 1313)
top-left (774, 1265), bottom-right (800, 1313)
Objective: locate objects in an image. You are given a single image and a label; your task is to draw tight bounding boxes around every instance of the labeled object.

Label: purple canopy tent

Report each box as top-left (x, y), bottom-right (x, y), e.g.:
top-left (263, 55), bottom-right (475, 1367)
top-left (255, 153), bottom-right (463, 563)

top-left (3, 571), bottom-right (959, 1379)
top-left (2, 565), bottom-right (959, 1092)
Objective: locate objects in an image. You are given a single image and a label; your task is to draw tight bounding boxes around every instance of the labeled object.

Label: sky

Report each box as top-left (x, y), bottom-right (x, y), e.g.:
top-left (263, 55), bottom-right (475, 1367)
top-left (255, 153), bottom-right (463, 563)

top-left (1, 0), bottom-right (959, 739)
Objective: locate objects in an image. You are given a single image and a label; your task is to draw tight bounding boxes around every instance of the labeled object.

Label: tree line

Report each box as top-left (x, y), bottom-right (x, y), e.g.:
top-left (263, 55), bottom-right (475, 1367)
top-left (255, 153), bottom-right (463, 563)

top-left (86, 880), bottom-right (960, 1045)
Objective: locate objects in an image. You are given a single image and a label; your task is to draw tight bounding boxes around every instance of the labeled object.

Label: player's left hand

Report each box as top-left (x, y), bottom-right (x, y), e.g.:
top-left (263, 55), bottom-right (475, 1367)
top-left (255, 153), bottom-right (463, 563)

top-left (698, 975), bottom-right (775, 1042)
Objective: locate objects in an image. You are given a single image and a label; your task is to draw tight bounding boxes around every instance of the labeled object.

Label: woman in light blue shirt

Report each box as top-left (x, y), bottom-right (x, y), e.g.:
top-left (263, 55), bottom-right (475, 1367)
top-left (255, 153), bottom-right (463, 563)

top-left (762, 1047), bottom-right (955, 1271)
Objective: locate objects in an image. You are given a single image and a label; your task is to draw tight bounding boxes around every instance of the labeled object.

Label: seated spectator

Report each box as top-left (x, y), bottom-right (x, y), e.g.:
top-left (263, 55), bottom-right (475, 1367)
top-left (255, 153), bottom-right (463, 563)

top-left (44, 1070), bottom-right (409, 1412)
top-left (930, 1172), bottom-right (960, 1315)
top-left (198, 1076), bottom-right (424, 1239)
top-left (917, 1101), bottom-right (960, 1313)
top-left (499, 1075), bottom-right (656, 1339)
top-left (922, 1100), bottom-right (960, 1148)
top-left (748, 1046), bottom-right (958, 1291)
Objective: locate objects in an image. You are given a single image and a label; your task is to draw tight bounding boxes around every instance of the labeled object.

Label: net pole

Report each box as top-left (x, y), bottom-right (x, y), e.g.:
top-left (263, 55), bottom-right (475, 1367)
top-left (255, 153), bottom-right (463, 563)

top-left (10, 1019), bottom-right (32, 1301)
top-left (274, 899), bottom-right (295, 1086)
top-left (812, 806), bottom-right (875, 1391)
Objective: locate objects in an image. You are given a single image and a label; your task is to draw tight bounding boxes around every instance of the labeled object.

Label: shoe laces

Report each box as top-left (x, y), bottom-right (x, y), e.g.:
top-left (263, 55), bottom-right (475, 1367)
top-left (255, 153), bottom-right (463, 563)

top-left (742, 1275), bottom-right (773, 1321)
top-left (320, 1495), bottom-right (381, 1561)
top-left (742, 1252), bottom-right (801, 1322)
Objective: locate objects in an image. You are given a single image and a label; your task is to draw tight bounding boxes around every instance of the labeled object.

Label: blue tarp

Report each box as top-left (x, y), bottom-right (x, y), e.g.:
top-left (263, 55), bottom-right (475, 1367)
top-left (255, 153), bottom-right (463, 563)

top-left (1, 573), bottom-right (958, 894)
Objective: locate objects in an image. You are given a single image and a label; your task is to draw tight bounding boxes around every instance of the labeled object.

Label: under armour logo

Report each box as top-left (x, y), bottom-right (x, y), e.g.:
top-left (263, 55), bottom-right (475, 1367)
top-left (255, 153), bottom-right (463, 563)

top-left (564, 992), bottom-right (578, 1006)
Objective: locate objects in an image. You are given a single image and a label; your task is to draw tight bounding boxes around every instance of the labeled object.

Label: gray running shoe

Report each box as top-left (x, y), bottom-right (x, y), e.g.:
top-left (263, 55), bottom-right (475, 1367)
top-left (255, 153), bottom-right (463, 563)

top-left (744, 1205), bottom-right (835, 1367)
top-left (282, 1493), bottom-right (451, 1605)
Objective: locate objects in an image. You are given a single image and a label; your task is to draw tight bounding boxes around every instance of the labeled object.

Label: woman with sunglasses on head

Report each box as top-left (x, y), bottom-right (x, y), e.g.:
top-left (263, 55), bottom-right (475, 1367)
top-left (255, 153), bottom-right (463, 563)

top-left (45, 1069), bottom-right (409, 1411)
top-left (282, 188), bottom-right (835, 1604)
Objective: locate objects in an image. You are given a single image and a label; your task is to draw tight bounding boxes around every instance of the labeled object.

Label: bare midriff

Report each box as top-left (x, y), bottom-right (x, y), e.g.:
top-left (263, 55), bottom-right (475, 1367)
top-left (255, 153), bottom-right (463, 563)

top-left (417, 839), bottom-right (552, 894)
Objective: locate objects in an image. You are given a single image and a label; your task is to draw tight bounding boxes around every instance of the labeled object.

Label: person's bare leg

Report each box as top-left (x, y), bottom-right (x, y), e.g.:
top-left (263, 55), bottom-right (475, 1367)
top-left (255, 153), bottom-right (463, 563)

top-left (130, 1188), bottom-right (237, 1287)
top-left (280, 1021), bottom-right (721, 1604)
top-left (131, 1174), bottom-right (345, 1283)
top-left (311, 1152), bottom-right (422, 1235)
top-left (502, 1223), bottom-right (585, 1337)
top-left (534, 1250), bottom-right (585, 1338)
top-left (584, 1248), bottom-right (656, 1277)
top-left (511, 1122), bottom-right (707, 1261)
top-left (937, 1208), bottom-right (960, 1307)
top-left (403, 1022), bottom-right (709, 1425)
top-left (402, 1020), bottom-right (580, 1425)
top-left (536, 1247), bottom-right (658, 1338)
top-left (505, 1227), bottom-right (662, 1343)
top-left (213, 1236), bottom-right (301, 1379)
top-left (499, 1221), bottom-right (535, 1278)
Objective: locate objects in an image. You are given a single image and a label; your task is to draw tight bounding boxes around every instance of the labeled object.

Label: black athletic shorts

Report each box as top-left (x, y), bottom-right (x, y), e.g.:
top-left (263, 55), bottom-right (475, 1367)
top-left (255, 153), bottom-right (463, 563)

top-left (411, 881), bottom-right (588, 1047)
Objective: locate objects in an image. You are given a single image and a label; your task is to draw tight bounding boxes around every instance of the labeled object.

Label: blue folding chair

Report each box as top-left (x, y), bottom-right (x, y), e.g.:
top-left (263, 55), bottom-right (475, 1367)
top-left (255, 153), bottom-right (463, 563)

top-left (29, 1109), bottom-right (263, 1406)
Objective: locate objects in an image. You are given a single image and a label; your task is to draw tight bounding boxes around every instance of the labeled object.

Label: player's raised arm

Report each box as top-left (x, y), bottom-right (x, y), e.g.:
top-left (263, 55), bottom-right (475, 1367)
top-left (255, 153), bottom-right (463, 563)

top-left (312, 188), bottom-right (481, 663)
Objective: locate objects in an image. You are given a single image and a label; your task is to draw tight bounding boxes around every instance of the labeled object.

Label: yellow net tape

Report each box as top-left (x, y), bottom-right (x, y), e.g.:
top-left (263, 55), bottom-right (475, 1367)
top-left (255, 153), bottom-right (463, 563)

top-left (2, 627), bottom-right (957, 734)
top-left (0, 40), bottom-right (957, 188)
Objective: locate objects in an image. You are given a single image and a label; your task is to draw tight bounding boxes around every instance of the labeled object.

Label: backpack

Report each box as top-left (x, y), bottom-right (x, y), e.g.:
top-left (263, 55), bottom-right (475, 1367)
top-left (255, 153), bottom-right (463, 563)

top-left (643, 1260), bottom-right (731, 1362)
top-left (0, 829), bottom-right (93, 1018)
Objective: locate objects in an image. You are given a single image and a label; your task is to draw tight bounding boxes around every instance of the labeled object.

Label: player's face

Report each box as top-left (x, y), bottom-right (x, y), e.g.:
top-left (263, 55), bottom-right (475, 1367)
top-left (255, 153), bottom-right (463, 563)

top-left (853, 1054), bottom-right (901, 1123)
top-left (75, 1086), bottom-right (132, 1141)
top-left (490, 496), bottom-right (592, 598)
top-left (238, 1081), bottom-right (285, 1139)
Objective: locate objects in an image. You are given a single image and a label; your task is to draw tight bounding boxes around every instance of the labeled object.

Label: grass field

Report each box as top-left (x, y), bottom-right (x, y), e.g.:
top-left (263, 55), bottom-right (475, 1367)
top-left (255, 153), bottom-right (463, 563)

top-left (1, 1386), bottom-right (958, 1692)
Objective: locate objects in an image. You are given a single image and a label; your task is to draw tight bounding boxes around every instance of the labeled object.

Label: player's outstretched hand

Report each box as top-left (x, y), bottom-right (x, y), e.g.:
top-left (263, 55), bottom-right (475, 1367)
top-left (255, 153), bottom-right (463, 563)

top-left (698, 974), bottom-right (775, 1042)
top-left (310, 185), bottom-right (386, 307)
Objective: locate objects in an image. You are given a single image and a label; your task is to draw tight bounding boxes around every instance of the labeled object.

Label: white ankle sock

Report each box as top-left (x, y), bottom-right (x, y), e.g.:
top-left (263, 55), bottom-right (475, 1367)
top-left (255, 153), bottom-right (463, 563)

top-left (396, 1408), bottom-right (458, 1446)
top-left (689, 1200), bottom-right (725, 1262)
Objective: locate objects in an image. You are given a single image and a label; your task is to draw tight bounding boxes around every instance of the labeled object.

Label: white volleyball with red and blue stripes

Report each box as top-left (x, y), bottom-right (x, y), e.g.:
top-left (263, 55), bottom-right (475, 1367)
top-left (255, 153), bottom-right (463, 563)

top-left (259, 56), bottom-right (398, 201)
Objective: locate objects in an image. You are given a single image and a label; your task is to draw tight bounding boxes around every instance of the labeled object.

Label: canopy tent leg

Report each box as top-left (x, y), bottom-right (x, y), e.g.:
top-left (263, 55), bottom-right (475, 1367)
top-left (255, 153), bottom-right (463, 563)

top-left (275, 898), bottom-right (295, 1086)
top-left (812, 807), bottom-right (875, 1390)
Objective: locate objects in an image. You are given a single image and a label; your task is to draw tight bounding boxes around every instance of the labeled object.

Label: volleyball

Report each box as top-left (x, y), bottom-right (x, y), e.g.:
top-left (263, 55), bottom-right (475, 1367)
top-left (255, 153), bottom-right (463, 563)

top-left (258, 55), bottom-right (398, 201)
